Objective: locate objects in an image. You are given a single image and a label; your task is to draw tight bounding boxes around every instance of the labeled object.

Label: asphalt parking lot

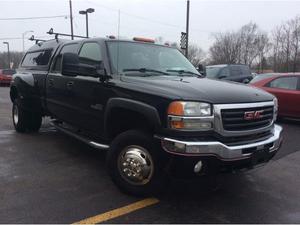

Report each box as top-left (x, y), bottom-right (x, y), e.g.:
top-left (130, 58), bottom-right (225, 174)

top-left (0, 86), bottom-right (300, 224)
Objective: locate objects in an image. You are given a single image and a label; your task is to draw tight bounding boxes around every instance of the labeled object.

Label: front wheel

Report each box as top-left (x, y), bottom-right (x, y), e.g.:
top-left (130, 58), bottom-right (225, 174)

top-left (106, 130), bottom-right (167, 196)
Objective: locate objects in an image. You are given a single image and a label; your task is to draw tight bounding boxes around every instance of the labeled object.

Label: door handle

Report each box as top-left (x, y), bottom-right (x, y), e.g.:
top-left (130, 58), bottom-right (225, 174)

top-left (66, 81), bottom-right (74, 89)
top-left (48, 78), bottom-right (54, 87)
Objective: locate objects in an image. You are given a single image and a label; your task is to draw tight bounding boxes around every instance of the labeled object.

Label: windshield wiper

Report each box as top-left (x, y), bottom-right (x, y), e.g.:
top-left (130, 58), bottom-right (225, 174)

top-left (166, 69), bottom-right (203, 77)
top-left (123, 68), bottom-right (170, 75)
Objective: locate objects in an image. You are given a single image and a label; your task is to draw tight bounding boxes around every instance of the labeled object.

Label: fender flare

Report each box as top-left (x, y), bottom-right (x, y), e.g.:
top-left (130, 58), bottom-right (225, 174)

top-left (104, 98), bottom-right (162, 135)
top-left (10, 74), bottom-right (42, 113)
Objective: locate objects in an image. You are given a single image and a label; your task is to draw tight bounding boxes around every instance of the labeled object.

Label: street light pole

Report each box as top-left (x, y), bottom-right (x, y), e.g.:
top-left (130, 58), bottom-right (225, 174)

top-left (79, 8), bottom-right (95, 38)
top-left (185, 0), bottom-right (190, 58)
top-left (85, 13), bottom-right (89, 38)
top-left (3, 42), bottom-right (10, 68)
top-left (22, 30), bottom-right (33, 53)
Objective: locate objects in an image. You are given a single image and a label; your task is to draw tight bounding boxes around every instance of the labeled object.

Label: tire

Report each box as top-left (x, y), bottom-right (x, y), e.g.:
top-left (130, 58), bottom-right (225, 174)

top-left (12, 99), bottom-right (42, 133)
top-left (12, 99), bottom-right (29, 133)
top-left (106, 130), bottom-right (167, 196)
top-left (242, 79), bottom-right (250, 84)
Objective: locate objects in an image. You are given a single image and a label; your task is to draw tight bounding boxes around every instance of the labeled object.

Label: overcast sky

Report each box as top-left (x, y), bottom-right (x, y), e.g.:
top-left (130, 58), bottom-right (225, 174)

top-left (0, 0), bottom-right (300, 52)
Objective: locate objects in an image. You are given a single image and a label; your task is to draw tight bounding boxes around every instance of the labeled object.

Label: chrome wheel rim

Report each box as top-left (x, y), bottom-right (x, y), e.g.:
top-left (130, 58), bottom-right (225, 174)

top-left (13, 105), bottom-right (19, 125)
top-left (118, 145), bottom-right (154, 186)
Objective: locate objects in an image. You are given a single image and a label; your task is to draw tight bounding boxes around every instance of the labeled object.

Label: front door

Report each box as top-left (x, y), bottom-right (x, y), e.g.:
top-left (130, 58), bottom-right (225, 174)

top-left (64, 41), bottom-right (106, 135)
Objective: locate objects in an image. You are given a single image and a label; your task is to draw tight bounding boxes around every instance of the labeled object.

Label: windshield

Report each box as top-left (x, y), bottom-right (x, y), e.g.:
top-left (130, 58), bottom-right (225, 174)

top-left (250, 73), bottom-right (275, 83)
top-left (107, 41), bottom-right (200, 76)
top-left (205, 66), bottom-right (225, 78)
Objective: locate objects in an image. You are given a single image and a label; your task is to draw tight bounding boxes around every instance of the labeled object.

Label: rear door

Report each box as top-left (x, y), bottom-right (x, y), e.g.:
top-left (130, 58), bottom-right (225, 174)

top-left (46, 43), bottom-right (80, 123)
top-left (264, 76), bottom-right (300, 117)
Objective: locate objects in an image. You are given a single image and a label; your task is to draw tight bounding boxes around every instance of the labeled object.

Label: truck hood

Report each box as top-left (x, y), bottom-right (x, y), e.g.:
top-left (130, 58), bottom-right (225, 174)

top-left (119, 76), bottom-right (274, 104)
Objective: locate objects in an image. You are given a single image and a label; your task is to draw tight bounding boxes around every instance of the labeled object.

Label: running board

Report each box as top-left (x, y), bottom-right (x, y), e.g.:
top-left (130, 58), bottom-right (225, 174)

top-left (51, 121), bottom-right (109, 150)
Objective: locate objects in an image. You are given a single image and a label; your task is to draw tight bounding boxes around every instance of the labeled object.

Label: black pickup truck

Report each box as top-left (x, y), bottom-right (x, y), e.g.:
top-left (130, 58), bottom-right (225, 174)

top-left (10, 37), bottom-right (283, 196)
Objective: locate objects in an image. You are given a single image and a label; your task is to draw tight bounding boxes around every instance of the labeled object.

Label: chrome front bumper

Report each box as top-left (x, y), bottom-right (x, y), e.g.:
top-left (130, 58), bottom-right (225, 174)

top-left (159, 124), bottom-right (283, 161)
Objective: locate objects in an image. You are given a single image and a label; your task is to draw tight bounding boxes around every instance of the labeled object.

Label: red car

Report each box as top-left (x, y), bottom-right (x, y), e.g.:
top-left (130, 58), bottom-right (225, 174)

top-left (0, 69), bottom-right (16, 86)
top-left (250, 73), bottom-right (300, 118)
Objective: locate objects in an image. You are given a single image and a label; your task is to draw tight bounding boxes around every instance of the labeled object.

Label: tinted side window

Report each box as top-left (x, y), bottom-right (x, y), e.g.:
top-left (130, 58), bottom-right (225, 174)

top-left (240, 66), bottom-right (251, 75)
top-left (79, 42), bottom-right (102, 66)
top-left (230, 66), bottom-right (242, 77)
top-left (52, 43), bottom-right (79, 72)
top-left (219, 67), bottom-right (230, 77)
top-left (268, 77), bottom-right (298, 90)
top-left (22, 49), bottom-right (53, 67)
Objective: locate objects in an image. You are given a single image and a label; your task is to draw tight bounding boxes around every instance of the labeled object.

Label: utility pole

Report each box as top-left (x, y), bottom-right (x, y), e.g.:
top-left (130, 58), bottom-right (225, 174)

top-left (3, 42), bottom-right (10, 68)
top-left (69, 0), bottom-right (74, 40)
top-left (185, 0), bottom-right (190, 58)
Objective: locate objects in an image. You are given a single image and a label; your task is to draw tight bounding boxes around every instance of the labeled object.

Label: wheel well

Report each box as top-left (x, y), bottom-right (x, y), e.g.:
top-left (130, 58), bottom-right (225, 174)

top-left (10, 86), bottom-right (18, 102)
top-left (106, 108), bottom-right (154, 140)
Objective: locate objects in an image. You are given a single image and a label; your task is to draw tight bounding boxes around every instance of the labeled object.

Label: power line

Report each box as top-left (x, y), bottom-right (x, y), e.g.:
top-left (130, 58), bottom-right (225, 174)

top-left (87, 1), bottom-right (184, 29)
top-left (86, 1), bottom-right (213, 33)
top-left (0, 15), bottom-right (69, 21)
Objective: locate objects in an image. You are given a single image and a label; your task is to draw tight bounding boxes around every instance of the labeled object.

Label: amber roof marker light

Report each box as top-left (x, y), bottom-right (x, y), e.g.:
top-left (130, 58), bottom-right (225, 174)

top-left (133, 37), bottom-right (155, 43)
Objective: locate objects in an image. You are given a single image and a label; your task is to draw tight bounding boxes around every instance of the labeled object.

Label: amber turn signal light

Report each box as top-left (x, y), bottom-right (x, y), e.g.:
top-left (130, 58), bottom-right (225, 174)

top-left (168, 101), bottom-right (184, 116)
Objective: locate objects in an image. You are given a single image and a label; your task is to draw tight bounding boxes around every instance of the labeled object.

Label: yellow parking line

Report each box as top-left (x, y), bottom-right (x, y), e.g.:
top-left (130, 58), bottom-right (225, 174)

top-left (73, 197), bottom-right (159, 224)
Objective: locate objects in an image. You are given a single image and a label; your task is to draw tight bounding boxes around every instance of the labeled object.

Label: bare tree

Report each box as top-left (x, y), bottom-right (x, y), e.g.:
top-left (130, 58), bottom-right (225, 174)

top-left (271, 16), bottom-right (300, 72)
top-left (187, 44), bottom-right (205, 66)
top-left (238, 22), bottom-right (259, 65)
top-left (271, 25), bottom-right (283, 72)
top-left (209, 22), bottom-right (270, 68)
top-left (290, 16), bottom-right (300, 72)
top-left (0, 51), bottom-right (23, 69)
top-left (209, 31), bottom-right (240, 64)
top-left (255, 33), bottom-right (271, 72)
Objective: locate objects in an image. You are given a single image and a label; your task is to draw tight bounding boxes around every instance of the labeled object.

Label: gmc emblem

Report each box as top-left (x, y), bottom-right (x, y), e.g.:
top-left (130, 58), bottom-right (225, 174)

top-left (244, 110), bottom-right (264, 120)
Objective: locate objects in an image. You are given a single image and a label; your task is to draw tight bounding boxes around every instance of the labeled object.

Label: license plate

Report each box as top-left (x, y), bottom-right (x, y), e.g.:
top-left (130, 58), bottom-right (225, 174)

top-left (251, 148), bottom-right (269, 165)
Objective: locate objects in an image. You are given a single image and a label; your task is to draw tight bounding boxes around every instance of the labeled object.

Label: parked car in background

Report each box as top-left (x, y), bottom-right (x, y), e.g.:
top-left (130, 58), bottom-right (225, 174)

top-left (0, 69), bottom-right (16, 86)
top-left (250, 73), bottom-right (278, 84)
top-left (251, 73), bottom-right (300, 119)
top-left (205, 64), bottom-right (253, 83)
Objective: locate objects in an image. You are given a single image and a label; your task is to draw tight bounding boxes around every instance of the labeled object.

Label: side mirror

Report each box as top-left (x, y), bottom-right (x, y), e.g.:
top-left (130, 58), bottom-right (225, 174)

top-left (61, 53), bottom-right (80, 77)
top-left (61, 53), bottom-right (106, 78)
top-left (198, 64), bottom-right (206, 76)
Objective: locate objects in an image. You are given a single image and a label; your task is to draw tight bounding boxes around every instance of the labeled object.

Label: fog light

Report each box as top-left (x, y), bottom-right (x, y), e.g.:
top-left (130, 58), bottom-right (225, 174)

top-left (161, 140), bottom-right (186, 153)
top-left (186, 145), bottom-right (202, 154)
top-left (194, 160), bottom-right (203, 173)
top-left (169, 117), bottom-right (213, 130)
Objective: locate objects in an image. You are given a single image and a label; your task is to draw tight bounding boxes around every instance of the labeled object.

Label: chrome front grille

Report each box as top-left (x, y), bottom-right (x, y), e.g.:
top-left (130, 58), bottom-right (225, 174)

top-left (221, 106), bottom-right (274, 131)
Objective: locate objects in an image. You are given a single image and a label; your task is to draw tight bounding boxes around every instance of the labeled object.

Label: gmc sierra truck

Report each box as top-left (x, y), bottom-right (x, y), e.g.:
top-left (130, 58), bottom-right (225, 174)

top-left (10, 37), bottom-right (283, 196)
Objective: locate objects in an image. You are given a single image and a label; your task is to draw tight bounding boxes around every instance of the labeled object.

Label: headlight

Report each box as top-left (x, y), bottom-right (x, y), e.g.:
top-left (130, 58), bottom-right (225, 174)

top-left (167, 101), bottom-right (213, 130)
top-left (273, 97), bottom-right (278, 121)
top-left (168, 101), bottom-right (212, 117)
